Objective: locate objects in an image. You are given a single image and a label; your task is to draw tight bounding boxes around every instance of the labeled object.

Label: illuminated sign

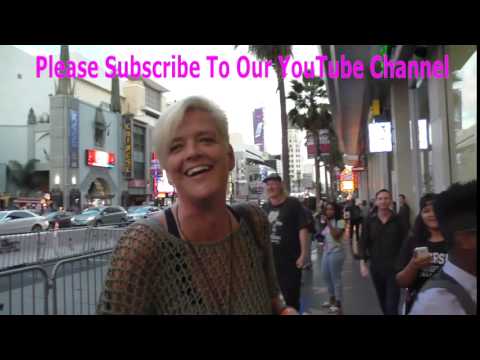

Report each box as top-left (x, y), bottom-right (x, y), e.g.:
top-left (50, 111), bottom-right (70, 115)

top-left (86, 149), bottom-right (115, 168)
top-left (368, 122), bottom-right (393, 153)
top-left (341, 180), bottom-right (354, 191)
top-left (418, 119), bottom-right (429, 150)
top-left (371, 99), bottom-right (381, 117)
top-left (157, 170), bottom-right (175, 193)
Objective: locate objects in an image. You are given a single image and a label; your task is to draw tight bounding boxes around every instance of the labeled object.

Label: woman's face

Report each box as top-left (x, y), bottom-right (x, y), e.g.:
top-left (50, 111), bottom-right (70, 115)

top-left (421, 203), bottom-right (439, 230)
top-left (325, 205), bottom-right (335, 219)
top-left (164, 110), bottom-right (234, 203)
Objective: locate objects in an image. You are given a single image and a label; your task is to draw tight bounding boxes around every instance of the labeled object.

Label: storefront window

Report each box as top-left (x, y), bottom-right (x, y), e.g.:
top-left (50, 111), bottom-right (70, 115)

top-left (446, 46), bottom-right (477, 183)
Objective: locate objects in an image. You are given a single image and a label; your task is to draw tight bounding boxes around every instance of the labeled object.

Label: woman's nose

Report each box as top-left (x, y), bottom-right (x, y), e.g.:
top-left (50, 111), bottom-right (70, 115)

top-left (183, 140), bottom-right (202, 160)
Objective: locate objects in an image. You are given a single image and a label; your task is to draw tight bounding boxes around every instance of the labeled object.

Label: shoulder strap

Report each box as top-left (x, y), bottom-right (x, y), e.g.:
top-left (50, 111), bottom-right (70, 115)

top-left (420, 270), bottom-right (477, 315)
top-left (163, 207), bottom-right (180, 238)
top-left (230, 203), bottom-right (265, 250)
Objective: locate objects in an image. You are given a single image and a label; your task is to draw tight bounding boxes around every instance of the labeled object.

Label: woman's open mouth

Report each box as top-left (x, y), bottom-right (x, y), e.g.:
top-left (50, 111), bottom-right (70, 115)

top-left (184, 165), bottom-right (213, 178)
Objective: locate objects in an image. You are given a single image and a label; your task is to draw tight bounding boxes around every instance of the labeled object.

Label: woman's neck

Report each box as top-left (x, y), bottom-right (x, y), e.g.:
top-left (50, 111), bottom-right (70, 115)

top-left (428, 228), bottom-right (444, 242)
top-left (175, 195), bottom-right (236, 243)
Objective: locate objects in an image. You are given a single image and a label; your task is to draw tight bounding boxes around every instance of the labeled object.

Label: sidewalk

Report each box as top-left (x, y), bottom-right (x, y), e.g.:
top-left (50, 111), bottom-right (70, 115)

top-left (300, 236), bottom-right (383, 315)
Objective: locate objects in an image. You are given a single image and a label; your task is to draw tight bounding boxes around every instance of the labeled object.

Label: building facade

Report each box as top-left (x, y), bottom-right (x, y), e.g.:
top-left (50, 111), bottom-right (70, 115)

top-left (0, 45), bottom-right (169, 210)
top-left (323, 45), bottom-right (477, 217)
top-left (288, 127), bottom-right (305, 193)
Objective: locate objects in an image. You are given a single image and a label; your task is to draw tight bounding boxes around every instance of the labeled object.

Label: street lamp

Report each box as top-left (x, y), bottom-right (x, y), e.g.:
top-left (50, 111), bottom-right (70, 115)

top-left (54, 175), bottom-right (61, 185)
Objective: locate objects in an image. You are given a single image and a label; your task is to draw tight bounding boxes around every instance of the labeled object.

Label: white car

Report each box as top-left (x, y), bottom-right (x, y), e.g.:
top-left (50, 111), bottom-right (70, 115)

top-left (0, 210), bottom-right (50, 235)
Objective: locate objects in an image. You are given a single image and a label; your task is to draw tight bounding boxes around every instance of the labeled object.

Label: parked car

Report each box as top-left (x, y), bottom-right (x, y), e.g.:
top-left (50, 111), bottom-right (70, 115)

top-left (46, 211), bottom-right (74, 229)
top-left (71, 206), bottom-right (128, 227)
top-left (127, 206), bottom-right (161, 223)
top-left (0, 210), bottom-right (50, 235)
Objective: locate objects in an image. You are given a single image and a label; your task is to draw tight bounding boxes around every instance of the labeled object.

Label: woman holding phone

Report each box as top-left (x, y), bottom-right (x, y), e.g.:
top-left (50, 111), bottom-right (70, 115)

top-left (319, 201), bottom-right (346, 315)
top-left (395, 193), bottom-right (448, 314)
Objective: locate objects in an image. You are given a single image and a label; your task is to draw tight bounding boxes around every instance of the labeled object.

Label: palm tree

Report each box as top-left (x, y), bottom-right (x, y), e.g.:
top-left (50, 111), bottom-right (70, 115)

top-left (238, 45), bottom-right (293, 192)
top-left (7, 159), bottom-right (40, 195)
top-left (288, 76), bottom-right (345, 201)
top-left (287, 76), bottom-right (329, 202)
top-left (326, 129), bottom-right (345, 200)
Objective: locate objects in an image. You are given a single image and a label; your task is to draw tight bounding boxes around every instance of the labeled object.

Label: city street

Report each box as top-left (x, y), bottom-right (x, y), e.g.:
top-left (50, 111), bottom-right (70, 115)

top-left (301, 237), bottom-right (383, 315)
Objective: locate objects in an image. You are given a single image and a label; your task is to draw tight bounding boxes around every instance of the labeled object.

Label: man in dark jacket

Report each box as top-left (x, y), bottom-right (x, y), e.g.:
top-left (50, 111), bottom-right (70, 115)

top-left (398, 194), bottom-right (411, 234)
top-left (359, 189), bottom-right (407, 315)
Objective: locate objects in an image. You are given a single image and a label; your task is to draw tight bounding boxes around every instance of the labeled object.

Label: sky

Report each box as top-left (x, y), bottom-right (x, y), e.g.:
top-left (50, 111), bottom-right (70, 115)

top-left (13, 44), bottom-right (323, 161)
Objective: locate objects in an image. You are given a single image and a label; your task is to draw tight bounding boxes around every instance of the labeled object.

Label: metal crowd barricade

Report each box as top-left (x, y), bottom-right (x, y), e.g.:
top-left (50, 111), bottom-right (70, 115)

top-left (0, 224), bottom-right (128, 315)
top-left (0, 265), bottom-right (49, 315)
top-left (50, 250), bottom-right (113, 315)
top-left (0, 226), bottom-right (126, 271)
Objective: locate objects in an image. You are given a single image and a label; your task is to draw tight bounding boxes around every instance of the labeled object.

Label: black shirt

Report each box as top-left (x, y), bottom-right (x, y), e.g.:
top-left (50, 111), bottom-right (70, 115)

top-left (359, 211), bottom-right (407, 274)
top-left (262, 197), bottom-right (308, 265)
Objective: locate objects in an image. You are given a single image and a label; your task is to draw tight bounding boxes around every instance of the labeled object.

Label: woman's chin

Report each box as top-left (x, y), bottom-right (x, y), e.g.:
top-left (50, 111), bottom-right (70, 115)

top-left (183, 186), bottom-right (222, 202)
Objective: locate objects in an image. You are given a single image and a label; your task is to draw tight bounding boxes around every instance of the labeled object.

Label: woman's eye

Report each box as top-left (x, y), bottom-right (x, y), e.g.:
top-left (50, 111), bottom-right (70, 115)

top-left (170, 144), bottom-right (182, 152)
top-left (200, 138), bottom-right (214, 143)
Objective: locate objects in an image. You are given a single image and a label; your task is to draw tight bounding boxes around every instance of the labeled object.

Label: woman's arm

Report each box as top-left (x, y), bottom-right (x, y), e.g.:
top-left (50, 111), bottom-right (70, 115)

top-left (327, 220), bottom-right (345, 240)
top-left (396, 254), bottom-right (432, 288)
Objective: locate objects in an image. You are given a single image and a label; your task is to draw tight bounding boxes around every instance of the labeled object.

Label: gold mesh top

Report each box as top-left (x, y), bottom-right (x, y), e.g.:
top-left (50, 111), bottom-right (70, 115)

top-left (97, 205), bottom-right (280, 314)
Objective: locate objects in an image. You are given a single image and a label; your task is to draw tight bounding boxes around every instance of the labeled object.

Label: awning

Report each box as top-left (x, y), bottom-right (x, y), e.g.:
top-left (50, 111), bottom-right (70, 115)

top-left (320, 45), bottom-right (384, 166)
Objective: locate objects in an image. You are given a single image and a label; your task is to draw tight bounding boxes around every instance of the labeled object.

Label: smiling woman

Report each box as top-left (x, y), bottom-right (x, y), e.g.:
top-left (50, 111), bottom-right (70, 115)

top-left (97, 96), bottom-right (298, 315)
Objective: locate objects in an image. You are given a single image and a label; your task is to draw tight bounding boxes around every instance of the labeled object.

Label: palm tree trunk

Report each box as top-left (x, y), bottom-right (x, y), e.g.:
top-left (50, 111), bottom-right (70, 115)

top-left (312, 130), bottom-right (321, 201)
top-left (277, 72), bottom-right (290, 193)
top-left (330, 163), bottom-right (336, 200)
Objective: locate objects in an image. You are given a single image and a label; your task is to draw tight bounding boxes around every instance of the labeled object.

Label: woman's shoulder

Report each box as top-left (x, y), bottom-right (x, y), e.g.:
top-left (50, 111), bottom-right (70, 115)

top-left (115, 214), bottom-right (172, 256)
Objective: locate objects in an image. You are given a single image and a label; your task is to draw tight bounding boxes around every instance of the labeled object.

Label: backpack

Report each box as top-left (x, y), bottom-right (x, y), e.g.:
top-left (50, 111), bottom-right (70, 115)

top-left (414, 269), bottom-right (477, 315)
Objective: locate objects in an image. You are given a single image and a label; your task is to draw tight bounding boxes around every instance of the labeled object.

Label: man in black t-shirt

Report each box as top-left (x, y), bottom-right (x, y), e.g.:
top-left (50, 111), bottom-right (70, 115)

top-left (262, 174), bottom-right (309, 311)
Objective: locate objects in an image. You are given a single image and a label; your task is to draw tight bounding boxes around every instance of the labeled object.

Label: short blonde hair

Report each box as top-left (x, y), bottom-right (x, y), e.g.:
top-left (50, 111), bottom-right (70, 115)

top-left (153, 96), bottom-right (230, 169)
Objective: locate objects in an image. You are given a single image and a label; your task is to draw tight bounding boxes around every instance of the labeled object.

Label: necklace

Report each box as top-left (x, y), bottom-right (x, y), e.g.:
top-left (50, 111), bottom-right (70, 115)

top-left (175, 205), bottom-right (234, 314)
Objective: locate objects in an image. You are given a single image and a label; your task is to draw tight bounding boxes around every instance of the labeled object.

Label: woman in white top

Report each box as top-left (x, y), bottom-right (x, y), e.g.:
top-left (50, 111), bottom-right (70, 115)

top-left (320, 201), bottom-right (346, 314)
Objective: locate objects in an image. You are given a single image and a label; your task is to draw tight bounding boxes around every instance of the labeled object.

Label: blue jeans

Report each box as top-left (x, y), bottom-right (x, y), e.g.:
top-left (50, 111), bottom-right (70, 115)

top-left (321, 248), bottom-right (345, 302)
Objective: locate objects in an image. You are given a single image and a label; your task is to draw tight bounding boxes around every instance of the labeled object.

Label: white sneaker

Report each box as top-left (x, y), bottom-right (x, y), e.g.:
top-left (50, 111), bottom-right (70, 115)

top-left (321, 301), bottom-right (332, 308)
top-left (328, 305), bottom-right (341, 314)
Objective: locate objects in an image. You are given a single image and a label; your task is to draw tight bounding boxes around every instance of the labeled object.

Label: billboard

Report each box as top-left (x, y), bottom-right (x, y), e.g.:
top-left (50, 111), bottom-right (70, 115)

top-left (306, 132), bottom-right (315, 159)
top-left (69, 110), bottom-right (79, 168)
top-left (319, 129), bottom-right (330, 154)
top-left (253, 108), bottom-right (264, 152)
top-left (368, 122), bottom-right (393, 153)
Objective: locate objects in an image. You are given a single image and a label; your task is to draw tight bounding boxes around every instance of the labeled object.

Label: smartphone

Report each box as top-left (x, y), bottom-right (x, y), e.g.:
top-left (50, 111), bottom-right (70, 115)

top-left (414, 246), bottom-right (430, 259)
